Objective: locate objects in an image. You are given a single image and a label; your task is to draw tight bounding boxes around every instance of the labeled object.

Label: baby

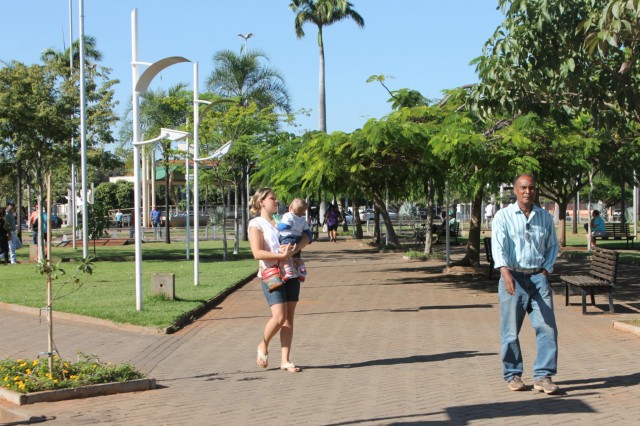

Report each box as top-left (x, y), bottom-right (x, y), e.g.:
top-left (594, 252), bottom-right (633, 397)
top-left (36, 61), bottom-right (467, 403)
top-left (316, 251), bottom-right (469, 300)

top-left (277, 198), bottom-right (312, 282)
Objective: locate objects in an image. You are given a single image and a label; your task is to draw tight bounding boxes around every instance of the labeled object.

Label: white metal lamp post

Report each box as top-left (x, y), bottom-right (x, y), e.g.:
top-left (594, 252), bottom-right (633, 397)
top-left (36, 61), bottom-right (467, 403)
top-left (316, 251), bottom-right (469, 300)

top-left (131, 8), bottom-right (190, 310)
top-left (238, 33), bottom-right (253, 53)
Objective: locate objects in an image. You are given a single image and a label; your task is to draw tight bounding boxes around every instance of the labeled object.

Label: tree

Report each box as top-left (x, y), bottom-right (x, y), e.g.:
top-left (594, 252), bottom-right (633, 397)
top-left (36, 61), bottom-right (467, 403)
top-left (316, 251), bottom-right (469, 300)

top-left (139, 83), bottom-right (191, 244)
top-left (470, 0), bottom-right (640, 245)
top-left (205, 49), bottom-right (290, 113)
top-left (290, 0), bottom-right (364, 132)
top-left (205, 47), bottom-right (293, 242)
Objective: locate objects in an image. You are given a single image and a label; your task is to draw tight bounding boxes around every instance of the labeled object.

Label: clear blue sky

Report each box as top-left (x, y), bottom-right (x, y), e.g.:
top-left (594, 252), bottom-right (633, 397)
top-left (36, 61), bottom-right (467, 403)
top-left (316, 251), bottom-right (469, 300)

top-left (1, 1), bottom-right (505, 145)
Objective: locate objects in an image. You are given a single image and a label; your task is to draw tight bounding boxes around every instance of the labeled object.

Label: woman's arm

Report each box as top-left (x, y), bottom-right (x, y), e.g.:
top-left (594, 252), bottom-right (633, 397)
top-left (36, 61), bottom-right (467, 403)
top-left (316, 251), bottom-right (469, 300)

top-left (249, 226), bottom-right (291, 261)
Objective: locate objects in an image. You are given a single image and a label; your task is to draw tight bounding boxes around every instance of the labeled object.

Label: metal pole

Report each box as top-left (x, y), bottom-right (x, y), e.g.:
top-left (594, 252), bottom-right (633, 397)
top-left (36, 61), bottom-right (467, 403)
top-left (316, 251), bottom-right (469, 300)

top-left (193, 62), bottom-right (200, 285)
top-left (385, 186), bottom-right (389, 246)
top-left (79, 0), bottom-right (89, 259)
top-left (445, 182), bottom-right (450, 266)
top-left (185, 134), bottom-right (190, 260)
top-left (633, 172), bottom-right (637, 237)
top-left (69, 0), bottom-right (77, 250)
top-left (132, 9), bottom-right (143, 310)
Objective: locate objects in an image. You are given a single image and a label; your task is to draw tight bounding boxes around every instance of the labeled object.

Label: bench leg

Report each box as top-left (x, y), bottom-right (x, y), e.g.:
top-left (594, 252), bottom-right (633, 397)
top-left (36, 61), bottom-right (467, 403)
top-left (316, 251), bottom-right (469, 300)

top-left (608, 290), bottom-right (615, 314)
top-left (565, 283), bottom-right (570, 306)
top-left (581, 289), bottom-right (588, 314)
top-left (590, 289), bottom-right (596, 306)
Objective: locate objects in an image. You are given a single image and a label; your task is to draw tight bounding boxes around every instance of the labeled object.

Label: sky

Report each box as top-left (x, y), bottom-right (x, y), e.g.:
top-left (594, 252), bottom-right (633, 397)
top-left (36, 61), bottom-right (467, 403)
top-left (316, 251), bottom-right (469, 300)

top-left (1, 1), bottom-right (506, 148)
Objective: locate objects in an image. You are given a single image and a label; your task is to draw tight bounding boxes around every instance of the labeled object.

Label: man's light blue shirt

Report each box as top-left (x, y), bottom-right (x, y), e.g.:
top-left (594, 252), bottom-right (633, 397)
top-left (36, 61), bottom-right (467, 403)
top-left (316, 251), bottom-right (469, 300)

top-left (491, 202), bottom-right (559, 273)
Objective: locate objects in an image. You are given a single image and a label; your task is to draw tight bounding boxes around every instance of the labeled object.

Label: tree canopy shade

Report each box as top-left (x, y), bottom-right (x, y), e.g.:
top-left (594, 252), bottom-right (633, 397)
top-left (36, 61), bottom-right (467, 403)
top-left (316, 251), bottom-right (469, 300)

top-left (290, 0), bottom-right (364, 132)
top-left (471, 0), bottom-right (625, 128)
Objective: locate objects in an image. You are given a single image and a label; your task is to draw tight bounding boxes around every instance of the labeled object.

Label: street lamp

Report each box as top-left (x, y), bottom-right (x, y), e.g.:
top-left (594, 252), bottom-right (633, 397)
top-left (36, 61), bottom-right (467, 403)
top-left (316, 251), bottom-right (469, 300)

top-left (132, 8), bottom-right (190, 310)
top-left (238, 33), bottom-right (253, 53)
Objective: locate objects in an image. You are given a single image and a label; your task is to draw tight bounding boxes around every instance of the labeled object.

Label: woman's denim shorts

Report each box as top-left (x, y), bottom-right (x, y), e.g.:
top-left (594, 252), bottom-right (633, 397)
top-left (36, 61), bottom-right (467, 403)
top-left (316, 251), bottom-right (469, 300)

top-left (261, 278), bottom-right (301, 306)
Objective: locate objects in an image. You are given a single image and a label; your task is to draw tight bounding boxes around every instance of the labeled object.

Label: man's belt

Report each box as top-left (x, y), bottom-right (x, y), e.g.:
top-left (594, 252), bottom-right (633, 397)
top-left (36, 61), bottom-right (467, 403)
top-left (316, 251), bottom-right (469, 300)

top-left (510, 268), bottom-right (543, 274)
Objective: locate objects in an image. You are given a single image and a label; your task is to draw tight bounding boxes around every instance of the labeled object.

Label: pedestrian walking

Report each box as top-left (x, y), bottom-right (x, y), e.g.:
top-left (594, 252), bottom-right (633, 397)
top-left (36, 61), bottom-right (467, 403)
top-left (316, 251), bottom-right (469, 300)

top-left (491, 173), bottom-right (560, 395)
top-left (249, 188), bottom-right (310, 373)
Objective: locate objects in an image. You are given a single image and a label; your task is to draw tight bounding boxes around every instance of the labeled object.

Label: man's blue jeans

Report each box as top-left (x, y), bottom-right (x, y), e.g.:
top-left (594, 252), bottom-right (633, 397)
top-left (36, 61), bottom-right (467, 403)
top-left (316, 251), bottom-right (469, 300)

top-left (499, 271), bottom-right (558, 381)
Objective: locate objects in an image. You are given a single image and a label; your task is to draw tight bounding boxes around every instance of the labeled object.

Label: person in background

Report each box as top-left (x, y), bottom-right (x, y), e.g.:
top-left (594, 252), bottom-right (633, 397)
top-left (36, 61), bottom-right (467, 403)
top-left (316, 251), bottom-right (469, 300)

top-left (323, 204), bottom-right (340, 242)
top-left (30, 206), bottom-right (38, 244)
top-left (491, 173), bottom-right (560, 395)
top-left (151, 206), bottom-right (162, 238)
top-left (485, 202), bottom-right (494, 229)
top-left (115, 209), bottom-right (123, 228)
top-left (5, 203), bottom-right (19, 264)
top-left (584, 209), bottom-right (606, 248)
top-left (0, 208), bottom-right (10, 264)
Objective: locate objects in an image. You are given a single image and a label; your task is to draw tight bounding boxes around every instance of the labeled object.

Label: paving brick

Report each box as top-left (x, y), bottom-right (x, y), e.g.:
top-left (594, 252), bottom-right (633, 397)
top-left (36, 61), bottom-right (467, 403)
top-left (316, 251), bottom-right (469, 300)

top-left (2, 240), bottom-right (640, 425)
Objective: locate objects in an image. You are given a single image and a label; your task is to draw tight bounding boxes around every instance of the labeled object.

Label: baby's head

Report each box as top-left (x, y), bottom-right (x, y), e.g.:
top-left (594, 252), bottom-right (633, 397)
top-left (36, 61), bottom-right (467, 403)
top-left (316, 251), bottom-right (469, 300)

top-left (290, 198), bottom-right (308, 216)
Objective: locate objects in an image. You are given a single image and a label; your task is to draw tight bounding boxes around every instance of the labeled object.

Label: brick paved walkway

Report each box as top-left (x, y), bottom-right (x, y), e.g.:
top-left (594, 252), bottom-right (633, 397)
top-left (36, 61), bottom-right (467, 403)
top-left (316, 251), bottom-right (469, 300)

top-left (2, 239), bottom-right (640, 425)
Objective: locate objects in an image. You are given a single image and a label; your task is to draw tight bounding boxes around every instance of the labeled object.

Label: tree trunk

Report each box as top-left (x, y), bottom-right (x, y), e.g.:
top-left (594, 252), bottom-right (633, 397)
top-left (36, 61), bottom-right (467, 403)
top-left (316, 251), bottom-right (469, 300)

top-left (233, 179), bottom-right (239, 256)
top-left (164, 163), bottom-right (171, 244)
top-left (423, 177), bottom-right (435, 255)
top-left (371, 193), bottom-right (399, 246)
top-left (352, 199), bottom-right (363, 239)
top-left (318, 28), bottom-right (327, 132)
top-left (452, 187), bottom-right (483, 267)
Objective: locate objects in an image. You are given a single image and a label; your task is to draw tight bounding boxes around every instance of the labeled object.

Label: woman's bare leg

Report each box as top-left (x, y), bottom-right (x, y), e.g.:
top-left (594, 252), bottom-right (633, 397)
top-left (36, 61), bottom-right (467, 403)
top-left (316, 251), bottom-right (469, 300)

top-left (280, 301), bottom-right (300, 371)
top-left (257, 303), bottom-right (286, 367)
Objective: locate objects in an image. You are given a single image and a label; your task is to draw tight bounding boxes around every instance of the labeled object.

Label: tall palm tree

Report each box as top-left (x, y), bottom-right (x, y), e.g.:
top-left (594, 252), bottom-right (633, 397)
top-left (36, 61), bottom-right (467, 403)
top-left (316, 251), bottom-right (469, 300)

top-left (290, 0), bottom-right (364, 132)
top-left (205, 49), bottom-right (291, 113)
top-left (41, 35), bottom-right (103, 70)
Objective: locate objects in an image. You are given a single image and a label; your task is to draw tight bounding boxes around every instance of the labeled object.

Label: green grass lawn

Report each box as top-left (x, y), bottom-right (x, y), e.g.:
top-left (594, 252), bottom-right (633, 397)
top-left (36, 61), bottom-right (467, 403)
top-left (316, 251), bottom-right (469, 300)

top-left (3, 224), bottom-right (639, 331)
top-left (1, 240), bottom-right (257, 330)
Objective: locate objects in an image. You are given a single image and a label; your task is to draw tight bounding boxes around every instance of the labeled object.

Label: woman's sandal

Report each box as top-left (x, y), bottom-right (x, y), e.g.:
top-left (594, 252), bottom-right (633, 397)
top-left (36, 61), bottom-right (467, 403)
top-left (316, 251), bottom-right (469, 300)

top-left (280, 362), bottom-right (301, 373)
top-left (257, 349), bottom-right (268, 369)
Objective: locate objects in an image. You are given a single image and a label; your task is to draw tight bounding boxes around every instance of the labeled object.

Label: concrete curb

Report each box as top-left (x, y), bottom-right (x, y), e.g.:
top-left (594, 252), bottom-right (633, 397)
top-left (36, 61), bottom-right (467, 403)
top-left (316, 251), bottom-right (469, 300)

top-left (0, 378), bottom-right (155, 405)
top-left (162, 271), bottom-right (257, 334)
top-left (0, 271), bottom-right (257, 336)
top-left (0, 302), bottom-right (161, 335)
top-left (612, 320), bottom-right (640, 337)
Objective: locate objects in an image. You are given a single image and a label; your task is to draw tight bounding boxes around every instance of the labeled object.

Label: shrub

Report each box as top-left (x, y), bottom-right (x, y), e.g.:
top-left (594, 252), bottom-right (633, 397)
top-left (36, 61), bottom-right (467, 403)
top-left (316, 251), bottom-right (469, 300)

top-left (0, 353), bottom-right (145, 394)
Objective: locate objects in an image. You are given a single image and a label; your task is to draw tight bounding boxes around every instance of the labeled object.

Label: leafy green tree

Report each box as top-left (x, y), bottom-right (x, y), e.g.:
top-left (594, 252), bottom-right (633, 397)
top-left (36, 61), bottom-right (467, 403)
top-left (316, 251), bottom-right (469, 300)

top-left (290, 0), bottom-right (364, 131)
top-left (205, 48), bottom-right (293, 242)
top-left (0, 61), bottom-right (77, 253)
top-left (93, 182), bottom-right (118, 210)
top-left (86, 200), bottom-right (110, 256)
top-left (470, 0), bottom-right (640, 243)
top-left (139, 83), bottom-right (191, 243)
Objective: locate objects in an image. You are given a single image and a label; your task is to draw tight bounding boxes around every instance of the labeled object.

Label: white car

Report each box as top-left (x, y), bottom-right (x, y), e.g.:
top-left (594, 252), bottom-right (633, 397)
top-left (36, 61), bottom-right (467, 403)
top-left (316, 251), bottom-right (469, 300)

top-left (359, 209), bottom-right (398, 221)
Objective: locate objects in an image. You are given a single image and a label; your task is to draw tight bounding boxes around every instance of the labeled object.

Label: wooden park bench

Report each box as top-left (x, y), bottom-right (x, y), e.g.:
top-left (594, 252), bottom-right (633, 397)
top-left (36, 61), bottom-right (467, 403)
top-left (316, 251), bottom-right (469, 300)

top-left (414, 224), bottom-right (427, 246)
top-left (484, 237), bottom-right (495, 278)
top-left (594, 222), bottom-right (636, 248)
top-left (560, 247), bottom-right (619, 314)
top-left (434, 221), bottom-right (460, 244)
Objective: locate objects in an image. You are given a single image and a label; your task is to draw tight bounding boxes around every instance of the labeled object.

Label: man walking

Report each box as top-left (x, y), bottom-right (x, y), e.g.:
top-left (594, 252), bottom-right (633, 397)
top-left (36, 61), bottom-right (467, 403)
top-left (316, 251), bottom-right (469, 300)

top-left (491, 174), bottom-right (560, 395)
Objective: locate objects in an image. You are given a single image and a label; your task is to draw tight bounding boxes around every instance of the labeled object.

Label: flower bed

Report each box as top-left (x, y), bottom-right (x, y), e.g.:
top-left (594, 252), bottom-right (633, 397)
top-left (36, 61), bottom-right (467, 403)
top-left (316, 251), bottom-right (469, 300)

top-left (0, 354), bottom-right (153, 405)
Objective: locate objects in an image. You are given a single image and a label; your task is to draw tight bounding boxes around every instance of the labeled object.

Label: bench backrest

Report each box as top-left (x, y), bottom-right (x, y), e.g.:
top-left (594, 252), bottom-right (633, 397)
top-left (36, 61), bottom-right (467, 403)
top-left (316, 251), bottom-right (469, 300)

top-left (590, 247), bottom-right (619, 284)
top-left (484, 237), bottom-right (493, 264)
top-left (604, 222), bottom-right (631, 236)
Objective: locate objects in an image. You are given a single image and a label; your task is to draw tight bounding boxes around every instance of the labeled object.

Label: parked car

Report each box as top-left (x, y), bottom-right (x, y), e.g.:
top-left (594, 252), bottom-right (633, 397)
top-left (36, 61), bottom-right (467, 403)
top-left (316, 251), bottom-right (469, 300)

top-left (343, 213), bottom-right (354, 224)
top-left (359, 209), bottom-right (398, 221)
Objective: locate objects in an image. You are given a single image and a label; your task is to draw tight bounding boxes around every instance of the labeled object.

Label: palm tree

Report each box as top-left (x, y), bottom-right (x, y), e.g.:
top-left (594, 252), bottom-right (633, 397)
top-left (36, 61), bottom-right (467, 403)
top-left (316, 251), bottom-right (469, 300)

top-left (289, 0), bottom-right (364, 132)
top-left (41, 35), bottom-right (103, 70)
top-left (205, 49), bottom-right (291, 113)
